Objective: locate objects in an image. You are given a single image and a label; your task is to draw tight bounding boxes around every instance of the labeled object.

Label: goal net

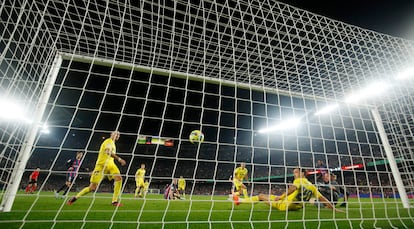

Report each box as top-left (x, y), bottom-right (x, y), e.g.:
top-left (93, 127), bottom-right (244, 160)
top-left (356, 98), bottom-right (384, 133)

top-left (1, 0), bottom-right (414, 228)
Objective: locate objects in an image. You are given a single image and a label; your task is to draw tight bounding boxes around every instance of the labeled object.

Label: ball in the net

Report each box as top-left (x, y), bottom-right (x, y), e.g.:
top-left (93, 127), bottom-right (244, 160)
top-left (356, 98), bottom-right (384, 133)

top-left (189, 130), bottom-right (204, 143)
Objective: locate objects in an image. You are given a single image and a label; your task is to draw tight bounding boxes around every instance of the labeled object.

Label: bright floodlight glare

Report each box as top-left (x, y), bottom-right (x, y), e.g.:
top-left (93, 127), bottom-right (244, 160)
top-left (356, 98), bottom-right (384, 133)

top-left (361, 82), bottom-right (390, 97)
top-left (397, 67), bottom-right (414, 80)
top-left (0, 98), bottom-right (47, 133)
top-left (314, 104), bottom-right (339, 116)
top-left (40, 124), bottom-right (50, 134)
top-left (258, 118), bottom-right (301, 133)
top-left (0, 98), bottom-right (27, 121)
top-left (345, 81), bottom-right (390, 104)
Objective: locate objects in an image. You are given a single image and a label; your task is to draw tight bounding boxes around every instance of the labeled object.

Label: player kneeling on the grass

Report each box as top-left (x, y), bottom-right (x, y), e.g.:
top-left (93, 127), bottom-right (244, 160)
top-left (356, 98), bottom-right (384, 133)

top-left (232, 162), bottom-right (249, 201)
top-left (234, 167), bottom-right (343, 213)
top-left (67, 131), bottom-right (126, 207)
top-left (164, 179), bottom-right (181, 200)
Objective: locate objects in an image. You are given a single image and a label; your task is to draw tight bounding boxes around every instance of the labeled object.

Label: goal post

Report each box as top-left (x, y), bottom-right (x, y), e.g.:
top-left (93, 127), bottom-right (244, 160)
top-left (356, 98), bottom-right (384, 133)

top-left (0, 54), bottom-right (62, 212)
top-left (371, 108), bottom-right (411, 209)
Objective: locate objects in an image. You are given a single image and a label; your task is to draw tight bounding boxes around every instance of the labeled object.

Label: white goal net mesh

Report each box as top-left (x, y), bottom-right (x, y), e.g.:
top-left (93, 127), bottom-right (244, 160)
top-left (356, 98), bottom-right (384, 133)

top-left (1, 0), bottom-right (414, 228)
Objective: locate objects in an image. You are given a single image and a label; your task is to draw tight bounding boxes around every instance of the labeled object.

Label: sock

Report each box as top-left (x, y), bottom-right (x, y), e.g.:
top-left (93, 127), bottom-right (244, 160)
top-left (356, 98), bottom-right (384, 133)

top-left (243, 189), bottom-right (248, 198)
top-left (234, 191), bottom-right (240, 196)
top-left (57, 184), bottom-right (66, 193)
top-left (134, 187), bottom-right (139, 197)
top-left (62, 186), bottom-right (70, 195)
top-left (31, 185), bottom-right (37, 192)
top-left (112, 180), bottom-right (122, 203)
top-left (76, 187), bottom-right (91, 198)
top-left (26, 186), bottom-right (30, 193)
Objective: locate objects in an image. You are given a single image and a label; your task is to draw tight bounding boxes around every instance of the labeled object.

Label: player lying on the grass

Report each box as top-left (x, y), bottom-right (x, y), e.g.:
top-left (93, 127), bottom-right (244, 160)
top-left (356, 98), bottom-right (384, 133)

top-left (232, 162), bottom-right (249, 198)
top-left (164, 179), bottom-right (181, 200)
top-left (67, 131), bottom-right (126, 207)
top-left (314, 172), bottom-right (348, 207)
top-left (233, 167), bottom-right (344, 213)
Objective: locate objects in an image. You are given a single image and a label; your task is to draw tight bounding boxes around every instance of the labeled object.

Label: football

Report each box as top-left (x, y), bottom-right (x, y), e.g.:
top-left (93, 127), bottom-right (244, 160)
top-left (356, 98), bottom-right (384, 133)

top-left (189, 130), bottom-right (204, 143)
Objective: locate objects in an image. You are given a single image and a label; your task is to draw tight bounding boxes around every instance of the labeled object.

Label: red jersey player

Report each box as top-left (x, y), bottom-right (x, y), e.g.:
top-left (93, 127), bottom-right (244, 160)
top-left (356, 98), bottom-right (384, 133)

top-left (26, 167), bottom-right (40, 194)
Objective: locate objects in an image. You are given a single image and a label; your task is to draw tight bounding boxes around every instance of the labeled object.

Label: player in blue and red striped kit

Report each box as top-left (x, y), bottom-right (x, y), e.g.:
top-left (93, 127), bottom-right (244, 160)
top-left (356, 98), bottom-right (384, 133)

top-left (164, 179), bottom-right (181, 200)
top-left (55, 151), bottom-right (84, 198)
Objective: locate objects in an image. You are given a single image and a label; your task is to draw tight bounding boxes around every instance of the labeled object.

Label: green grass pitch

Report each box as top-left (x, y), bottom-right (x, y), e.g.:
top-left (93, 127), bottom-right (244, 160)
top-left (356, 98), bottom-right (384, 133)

top-left (1, 192), bottom-right (413, 228)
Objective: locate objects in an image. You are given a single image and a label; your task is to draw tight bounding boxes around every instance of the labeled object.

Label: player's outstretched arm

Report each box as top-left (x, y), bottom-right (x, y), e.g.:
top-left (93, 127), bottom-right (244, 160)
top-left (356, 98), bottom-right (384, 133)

top-left (274, 185), bottom-right (296, 201)
top-left (111, 153), bottom-right (126, 166)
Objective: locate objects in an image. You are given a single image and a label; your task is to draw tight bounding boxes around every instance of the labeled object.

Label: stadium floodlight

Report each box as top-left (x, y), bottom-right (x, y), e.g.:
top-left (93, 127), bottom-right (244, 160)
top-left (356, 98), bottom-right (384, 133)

top-left (40, 124), bottom-right (50, 134)
top-left (345, 81), bottom-right (390, 104)
top-left (0, 98), bottom-right (49, 132)
top-left (314, 103), bottom-right (339, 116)
top-left (397, 67), bottom-right (414, 80)
top-left (258, 118), bottom-right (301, 133)
top-left (0, 98), bottom-right (28, 122)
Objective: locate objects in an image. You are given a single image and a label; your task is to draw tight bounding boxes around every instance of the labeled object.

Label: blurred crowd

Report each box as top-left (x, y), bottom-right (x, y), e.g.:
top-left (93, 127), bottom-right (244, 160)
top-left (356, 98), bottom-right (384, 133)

top-left (19, 160), bottom-right (399, 198)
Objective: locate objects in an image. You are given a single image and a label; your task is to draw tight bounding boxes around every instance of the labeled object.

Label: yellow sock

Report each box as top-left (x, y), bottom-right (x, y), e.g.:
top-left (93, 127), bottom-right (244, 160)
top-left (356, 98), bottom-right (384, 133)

top-left (112, 180), bottom-right (122, 203)
top-left (76, 187), bottom-right (91, 198)
top-left (243, 189), bottom-right (248, 198)
top-left (234, 191), bottom-right (240, 196)
top-left (134, 187), bottom-right (139, 197)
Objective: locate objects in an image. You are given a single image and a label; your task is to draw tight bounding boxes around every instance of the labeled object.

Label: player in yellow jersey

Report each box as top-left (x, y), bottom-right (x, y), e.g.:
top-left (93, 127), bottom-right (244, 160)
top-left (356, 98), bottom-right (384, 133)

top-left (143, 180), bottom-right (149, 196)
top-left (68, 131), bottom-right (126, 206)
top-left (135, 163), bottom-right (146, 198)
top-left (232, 162), bottom-right (249, 199)
top-left (234, 168), bottom-right (343, 213)
top-left (178, 176), bottom-right (186, 198)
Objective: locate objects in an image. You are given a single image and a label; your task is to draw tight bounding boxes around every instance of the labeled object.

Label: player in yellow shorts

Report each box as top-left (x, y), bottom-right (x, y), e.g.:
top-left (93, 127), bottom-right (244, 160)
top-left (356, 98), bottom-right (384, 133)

top-left (68, 131), bottom-right (126, 206)
top-left (135, 163), bottom-right (146, 198)
top-left (143, 180), bottom-right (149, 196)
top-left (178, 176), bottom-right (186, 198)
top-left (234, 168), bottom-right (343, 213)
top-left (232, 162), bottom-right (249, 199)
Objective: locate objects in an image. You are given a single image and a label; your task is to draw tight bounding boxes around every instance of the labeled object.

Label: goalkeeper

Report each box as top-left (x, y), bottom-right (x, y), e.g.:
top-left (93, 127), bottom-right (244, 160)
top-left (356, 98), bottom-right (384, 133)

top-left (316, 173), bottom-right (349, 207)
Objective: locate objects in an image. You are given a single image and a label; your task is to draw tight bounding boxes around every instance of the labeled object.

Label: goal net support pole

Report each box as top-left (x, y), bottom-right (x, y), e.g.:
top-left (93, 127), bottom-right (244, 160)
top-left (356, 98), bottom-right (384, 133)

top-left (371, 108), bottom-right (411, 209)
top-left (0, 54), bottom-right (62, 212)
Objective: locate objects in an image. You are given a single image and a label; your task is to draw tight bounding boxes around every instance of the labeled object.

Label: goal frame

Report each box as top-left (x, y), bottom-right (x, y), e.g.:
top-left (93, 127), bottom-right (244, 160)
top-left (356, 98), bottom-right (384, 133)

top-left (3, 51), bottom-right (411, 213)
top-left (0, 55), bottom-right (62, 212)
